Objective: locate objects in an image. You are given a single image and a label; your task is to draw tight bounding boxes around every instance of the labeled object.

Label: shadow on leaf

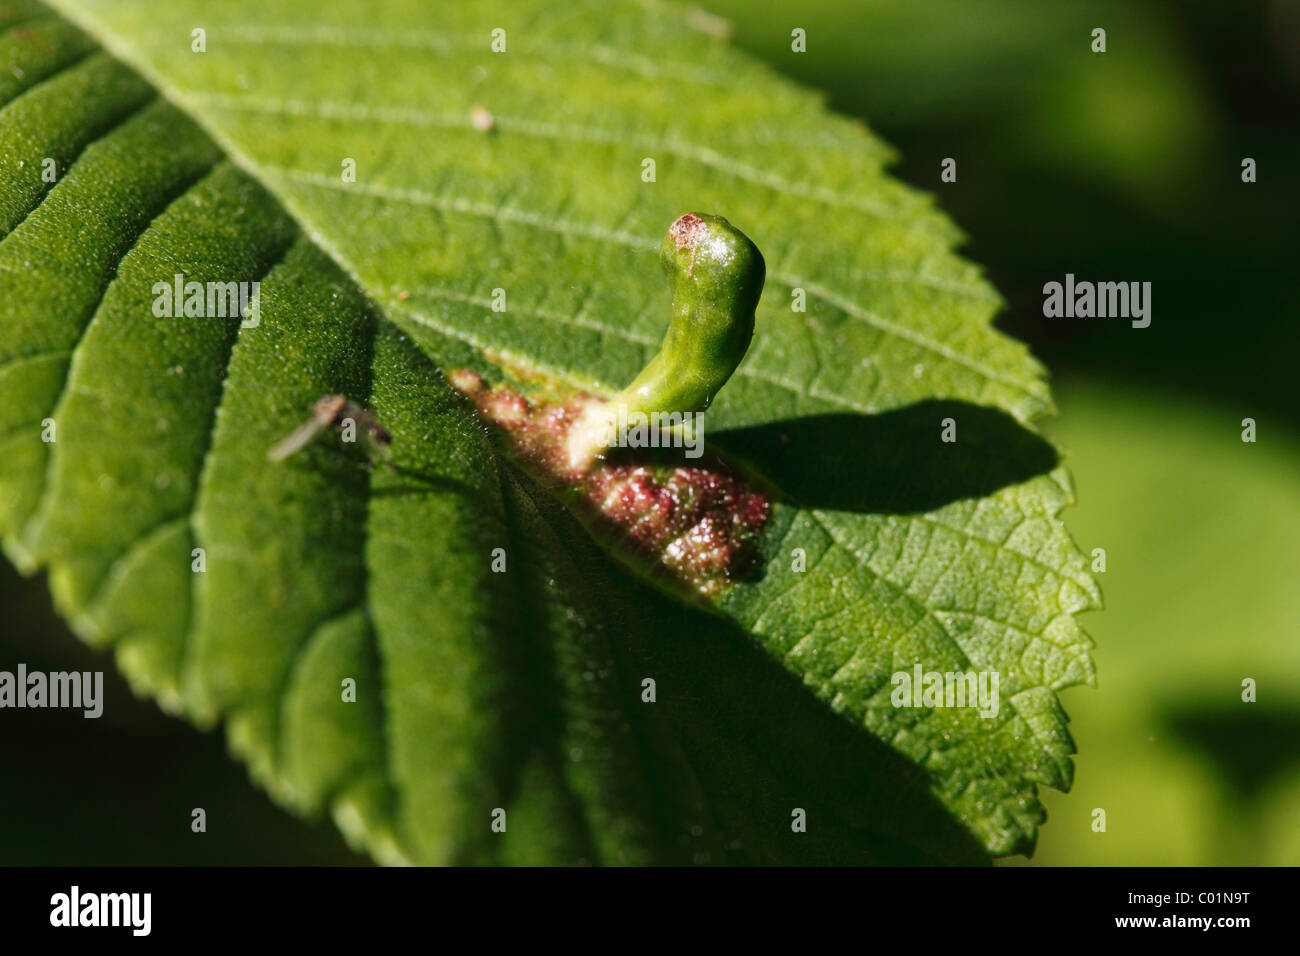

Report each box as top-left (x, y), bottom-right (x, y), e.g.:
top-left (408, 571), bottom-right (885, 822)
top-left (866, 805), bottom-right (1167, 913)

top-left (713, 400), bottom-right (1059, 514)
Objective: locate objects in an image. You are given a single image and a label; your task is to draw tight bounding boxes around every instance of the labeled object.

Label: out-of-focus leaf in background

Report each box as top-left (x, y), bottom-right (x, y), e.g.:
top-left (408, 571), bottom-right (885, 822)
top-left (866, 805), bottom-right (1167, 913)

top-left (709, 0), bottom-right (1216, 212)
top-left (1025, 383), bottom-right (1300, 865)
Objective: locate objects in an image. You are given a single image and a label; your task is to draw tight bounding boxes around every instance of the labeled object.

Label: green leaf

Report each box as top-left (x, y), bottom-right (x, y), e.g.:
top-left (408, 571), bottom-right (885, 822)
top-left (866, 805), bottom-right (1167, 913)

top-left (2, 0), bottom-right (1098, 862)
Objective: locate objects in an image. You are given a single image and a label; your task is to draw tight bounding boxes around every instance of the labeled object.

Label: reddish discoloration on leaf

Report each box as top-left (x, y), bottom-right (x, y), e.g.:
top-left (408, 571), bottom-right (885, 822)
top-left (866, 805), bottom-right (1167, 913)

top-left (449, 369), bottom-right (769, 596)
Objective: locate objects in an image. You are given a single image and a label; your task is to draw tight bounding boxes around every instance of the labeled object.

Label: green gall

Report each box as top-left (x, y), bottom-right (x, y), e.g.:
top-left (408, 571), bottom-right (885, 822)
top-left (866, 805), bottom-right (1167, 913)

top-left (619, 212), bottom-right (765, 416)
top-left (567, 212), bottom-right (765, 469)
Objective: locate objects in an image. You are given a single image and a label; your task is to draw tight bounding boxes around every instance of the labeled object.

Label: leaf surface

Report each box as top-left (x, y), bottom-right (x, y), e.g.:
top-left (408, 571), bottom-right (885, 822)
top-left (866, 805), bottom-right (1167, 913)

top-left (1, 0), bottom-right (1099, 861)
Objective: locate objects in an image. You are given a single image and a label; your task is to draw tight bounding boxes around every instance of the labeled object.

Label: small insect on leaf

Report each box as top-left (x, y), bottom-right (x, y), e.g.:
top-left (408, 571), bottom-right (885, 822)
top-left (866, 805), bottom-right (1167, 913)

top-left (267, 394), bottom-right (392, 463)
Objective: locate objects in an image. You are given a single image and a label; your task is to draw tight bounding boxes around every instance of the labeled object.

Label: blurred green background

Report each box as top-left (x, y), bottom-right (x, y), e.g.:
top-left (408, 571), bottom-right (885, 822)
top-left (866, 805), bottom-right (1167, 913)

top-left (2, 0), bottom-right (1297, 864)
